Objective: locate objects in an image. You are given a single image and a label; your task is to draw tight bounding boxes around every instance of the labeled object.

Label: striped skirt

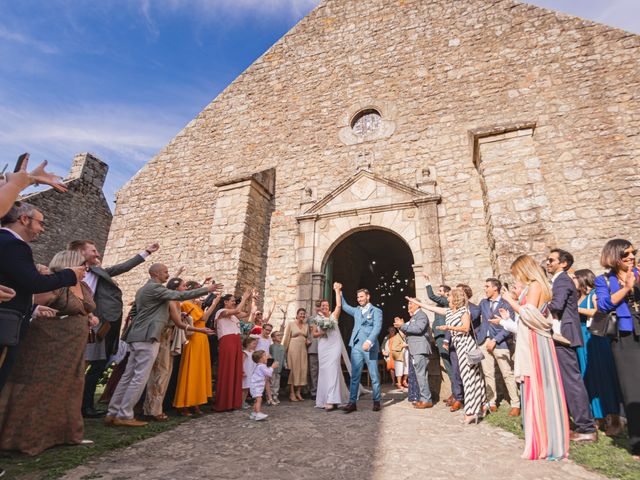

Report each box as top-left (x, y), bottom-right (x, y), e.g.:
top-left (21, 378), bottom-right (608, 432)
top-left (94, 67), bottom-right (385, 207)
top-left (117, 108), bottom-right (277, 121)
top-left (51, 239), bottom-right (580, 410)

top-left (521, 331), bottom-right (570, 460)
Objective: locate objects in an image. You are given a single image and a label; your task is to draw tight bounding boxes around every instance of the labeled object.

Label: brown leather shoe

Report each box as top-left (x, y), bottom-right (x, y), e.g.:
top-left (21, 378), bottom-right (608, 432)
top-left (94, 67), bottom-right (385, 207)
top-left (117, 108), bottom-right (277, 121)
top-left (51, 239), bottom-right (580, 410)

top-left (372, 401), bottom-right (381, 412)
top-left (445, 395), bottom-right (455, 406)
top-left (450, 401), bottom-right (463, 412)
top-left (414, 401), bottom-right (434, 409)
top-left (570, 431), bottom-right (598, 443)
top-left (112, 418), bottom-right (148, 427)
top-left (342, 403), bottom-right (357, 414)
top-left (508, 407), bottom-right (521, 417)
top-left (489, 404), bottom-right (498, 412)
top-left (103, 415), bottom-right (115, 426)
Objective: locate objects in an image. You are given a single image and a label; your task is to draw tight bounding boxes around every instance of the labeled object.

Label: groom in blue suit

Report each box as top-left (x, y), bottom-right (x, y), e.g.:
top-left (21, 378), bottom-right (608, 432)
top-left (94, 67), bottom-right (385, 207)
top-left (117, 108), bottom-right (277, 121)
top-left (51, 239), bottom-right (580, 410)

top-left (341, 288), bottom-right (383, 413)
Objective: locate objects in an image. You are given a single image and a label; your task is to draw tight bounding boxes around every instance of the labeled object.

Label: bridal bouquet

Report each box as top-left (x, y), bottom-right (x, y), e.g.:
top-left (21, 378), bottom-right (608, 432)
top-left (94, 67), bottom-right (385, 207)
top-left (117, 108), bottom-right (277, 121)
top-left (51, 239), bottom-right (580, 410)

top-left (316, 318), bottom-right (337, 331)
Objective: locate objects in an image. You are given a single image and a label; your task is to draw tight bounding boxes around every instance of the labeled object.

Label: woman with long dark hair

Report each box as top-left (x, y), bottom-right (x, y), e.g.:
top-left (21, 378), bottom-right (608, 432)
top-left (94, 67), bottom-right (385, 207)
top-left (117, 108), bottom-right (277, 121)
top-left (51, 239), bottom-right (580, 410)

top-left (594, 239), bottom-right (640, 458)
top-left (572, 269), bottom-right (622, 436)
top-left (213, 289), bottom-right (252, 412)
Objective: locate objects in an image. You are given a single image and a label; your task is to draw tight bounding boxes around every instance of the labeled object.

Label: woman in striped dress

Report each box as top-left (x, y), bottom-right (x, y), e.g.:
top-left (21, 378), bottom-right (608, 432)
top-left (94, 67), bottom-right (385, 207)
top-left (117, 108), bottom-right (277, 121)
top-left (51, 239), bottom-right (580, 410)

top-left (407, 289), bottom-right (486, 424)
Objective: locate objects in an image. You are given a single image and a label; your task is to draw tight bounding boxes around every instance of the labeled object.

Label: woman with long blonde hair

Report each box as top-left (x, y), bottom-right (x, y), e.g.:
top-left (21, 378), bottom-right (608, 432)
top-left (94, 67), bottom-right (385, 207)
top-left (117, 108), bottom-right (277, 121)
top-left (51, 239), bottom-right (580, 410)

top-left (501, 255), bottom-right (570, 460)
top-left (407, 288), bottom-right (486, 424)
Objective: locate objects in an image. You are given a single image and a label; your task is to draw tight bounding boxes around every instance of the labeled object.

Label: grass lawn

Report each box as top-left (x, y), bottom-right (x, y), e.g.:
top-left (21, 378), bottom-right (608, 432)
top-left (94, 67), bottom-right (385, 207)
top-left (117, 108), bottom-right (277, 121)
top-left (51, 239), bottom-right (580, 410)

top-left (484, 403), bottom-right (640, 480)
top-left (0, 414), bottom-right (189, 479)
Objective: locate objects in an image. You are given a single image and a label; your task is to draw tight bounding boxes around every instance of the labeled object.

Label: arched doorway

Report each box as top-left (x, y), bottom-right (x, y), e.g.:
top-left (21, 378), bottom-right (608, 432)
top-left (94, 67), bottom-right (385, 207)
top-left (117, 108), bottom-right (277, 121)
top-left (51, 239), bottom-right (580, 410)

top-left (322, 229), bottom-right (416, 346)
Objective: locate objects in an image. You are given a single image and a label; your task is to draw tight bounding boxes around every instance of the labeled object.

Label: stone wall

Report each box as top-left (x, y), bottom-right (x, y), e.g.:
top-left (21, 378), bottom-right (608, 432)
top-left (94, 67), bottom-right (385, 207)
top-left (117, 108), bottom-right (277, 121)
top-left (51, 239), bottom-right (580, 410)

top-left (23, 153), bottom-right (112, 264)
top-left (104, 0), bottom-right (640, 313)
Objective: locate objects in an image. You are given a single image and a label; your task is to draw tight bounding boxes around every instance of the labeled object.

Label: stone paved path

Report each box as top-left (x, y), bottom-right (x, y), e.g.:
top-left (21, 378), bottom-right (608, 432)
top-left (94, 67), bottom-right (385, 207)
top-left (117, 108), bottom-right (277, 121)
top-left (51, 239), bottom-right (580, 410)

top-left (63, 390), bottom-right (604, 480)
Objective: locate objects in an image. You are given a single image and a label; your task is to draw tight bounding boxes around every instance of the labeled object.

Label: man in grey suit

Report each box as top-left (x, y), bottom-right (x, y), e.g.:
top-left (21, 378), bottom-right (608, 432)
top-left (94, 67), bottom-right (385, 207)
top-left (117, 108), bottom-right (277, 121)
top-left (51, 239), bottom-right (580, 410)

top-left (69, 239), bottom-right (159, 418)
top-left (106, 263), bottom-right (221, 427)
top-left (395, 299), bottom-right (433, 409)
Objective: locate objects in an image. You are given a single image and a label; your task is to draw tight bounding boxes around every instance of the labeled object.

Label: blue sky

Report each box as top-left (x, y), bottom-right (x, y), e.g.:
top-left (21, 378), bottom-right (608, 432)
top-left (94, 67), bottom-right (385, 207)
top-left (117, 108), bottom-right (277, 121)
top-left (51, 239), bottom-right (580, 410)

top-left (0, 0), bottom-right (637, 208)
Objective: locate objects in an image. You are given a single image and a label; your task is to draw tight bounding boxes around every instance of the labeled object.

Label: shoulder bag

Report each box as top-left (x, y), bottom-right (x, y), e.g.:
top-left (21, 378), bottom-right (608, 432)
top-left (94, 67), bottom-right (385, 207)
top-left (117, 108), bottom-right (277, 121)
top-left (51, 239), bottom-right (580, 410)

top-left (589, 275), bottom-right (618, 338)
top-left (465, 310), bottom-right (484, 365)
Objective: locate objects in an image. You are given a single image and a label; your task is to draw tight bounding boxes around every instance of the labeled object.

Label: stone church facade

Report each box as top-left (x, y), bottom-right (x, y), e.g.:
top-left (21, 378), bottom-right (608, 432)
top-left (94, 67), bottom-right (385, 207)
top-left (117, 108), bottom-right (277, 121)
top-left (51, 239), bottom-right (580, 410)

top-left (104, 0), bottom-right (639, 326)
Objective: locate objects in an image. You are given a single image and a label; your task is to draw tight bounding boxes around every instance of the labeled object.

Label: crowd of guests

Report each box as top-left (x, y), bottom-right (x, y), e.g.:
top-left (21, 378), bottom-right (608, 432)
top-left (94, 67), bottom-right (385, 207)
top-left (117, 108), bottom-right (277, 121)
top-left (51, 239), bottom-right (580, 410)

top-left (0, 157), bottom-right (638, 468)
top-left (398, 244), bottom-right (639, 461)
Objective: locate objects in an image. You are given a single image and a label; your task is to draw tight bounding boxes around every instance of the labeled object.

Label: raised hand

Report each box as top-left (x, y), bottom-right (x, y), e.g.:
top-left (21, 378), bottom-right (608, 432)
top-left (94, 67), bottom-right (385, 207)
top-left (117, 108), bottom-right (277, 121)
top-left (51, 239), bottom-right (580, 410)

top-left (424, 273), bottom-right (431, 285)
top-left (207, 282), bottom-right (224, 293)
top-left (145, 242), bottom-right (160, 253)
top-left (333, 282), bottom-right (342, 291)
top-left (29, 159), bottom-right (68, 193)
top-left (624, 269), bottom-right (637, 290)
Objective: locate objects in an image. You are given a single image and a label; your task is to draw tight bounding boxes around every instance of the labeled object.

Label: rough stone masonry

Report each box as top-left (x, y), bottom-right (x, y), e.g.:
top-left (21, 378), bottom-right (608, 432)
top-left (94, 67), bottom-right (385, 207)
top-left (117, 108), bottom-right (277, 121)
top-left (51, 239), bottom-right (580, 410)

top-left (103, 0), bottom-right (639, 329)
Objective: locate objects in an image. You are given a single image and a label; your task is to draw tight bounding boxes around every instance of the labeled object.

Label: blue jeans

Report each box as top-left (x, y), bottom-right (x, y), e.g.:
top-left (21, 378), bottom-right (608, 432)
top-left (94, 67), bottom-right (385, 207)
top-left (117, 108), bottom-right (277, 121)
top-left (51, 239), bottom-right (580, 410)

top-left (349, 345), bottom-right (381, 404)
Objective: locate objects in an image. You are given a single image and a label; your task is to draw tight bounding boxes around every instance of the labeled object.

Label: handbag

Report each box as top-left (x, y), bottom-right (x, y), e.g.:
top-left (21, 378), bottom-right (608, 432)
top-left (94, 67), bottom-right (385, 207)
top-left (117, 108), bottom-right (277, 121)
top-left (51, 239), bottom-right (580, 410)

top-left (589, 275), bottom-right (618, 338)
top-left (466, 314), bottom-right (485, 365)
top-left (96, 321), bottom-right (111, 341)
top-left (0, 307), bottom-right (24, 346)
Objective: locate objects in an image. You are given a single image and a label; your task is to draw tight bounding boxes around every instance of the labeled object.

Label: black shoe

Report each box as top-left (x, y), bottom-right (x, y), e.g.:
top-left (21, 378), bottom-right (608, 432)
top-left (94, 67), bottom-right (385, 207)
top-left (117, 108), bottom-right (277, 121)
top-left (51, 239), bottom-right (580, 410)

top-left (82, 407), bottom-right (107, 418)
top-left (372, 401), bottom-right (381, 412)
top-left (342, 403), bottom-right (357, 414)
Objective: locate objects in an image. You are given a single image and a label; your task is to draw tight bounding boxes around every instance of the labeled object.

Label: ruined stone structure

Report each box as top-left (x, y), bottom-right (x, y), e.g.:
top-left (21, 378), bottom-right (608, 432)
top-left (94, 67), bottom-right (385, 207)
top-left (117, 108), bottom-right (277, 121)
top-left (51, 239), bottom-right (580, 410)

top-left (104, 0), bottom-right (640, 334)
top-left (23, 153), bottom-right (112, 264)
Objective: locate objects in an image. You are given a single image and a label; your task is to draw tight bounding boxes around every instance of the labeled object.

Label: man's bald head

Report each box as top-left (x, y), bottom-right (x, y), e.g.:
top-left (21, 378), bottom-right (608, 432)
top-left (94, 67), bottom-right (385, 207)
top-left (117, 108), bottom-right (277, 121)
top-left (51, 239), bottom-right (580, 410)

top-left (149, 263), bottom-right (169, 283)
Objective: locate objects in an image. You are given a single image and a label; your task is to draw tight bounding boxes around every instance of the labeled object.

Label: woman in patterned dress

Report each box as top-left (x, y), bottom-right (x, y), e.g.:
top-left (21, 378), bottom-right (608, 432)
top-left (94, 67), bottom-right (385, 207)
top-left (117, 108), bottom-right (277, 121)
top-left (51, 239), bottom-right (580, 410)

top-left (0, 251), bottom-right (97, 455)
top-left (408, 289), bottom-right (486, 424)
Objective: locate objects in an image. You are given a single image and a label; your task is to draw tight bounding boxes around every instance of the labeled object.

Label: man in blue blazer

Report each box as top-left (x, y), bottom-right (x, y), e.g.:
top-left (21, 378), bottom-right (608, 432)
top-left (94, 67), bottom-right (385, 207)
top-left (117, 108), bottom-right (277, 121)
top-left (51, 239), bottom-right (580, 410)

top-left (476, 278), bottom-right (519, 415)
top-left (0, 202), bottom-right (84, 391)
top-left (547, 248), bottom-right (597, 442)
top-left (341, 287), bottom-right (383, 413)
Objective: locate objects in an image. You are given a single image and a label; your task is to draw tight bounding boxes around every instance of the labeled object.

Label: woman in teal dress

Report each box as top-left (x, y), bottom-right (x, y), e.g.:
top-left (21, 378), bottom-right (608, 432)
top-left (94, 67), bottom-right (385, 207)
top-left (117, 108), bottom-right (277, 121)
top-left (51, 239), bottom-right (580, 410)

top-left (572, 269), bottom-right (623, 436)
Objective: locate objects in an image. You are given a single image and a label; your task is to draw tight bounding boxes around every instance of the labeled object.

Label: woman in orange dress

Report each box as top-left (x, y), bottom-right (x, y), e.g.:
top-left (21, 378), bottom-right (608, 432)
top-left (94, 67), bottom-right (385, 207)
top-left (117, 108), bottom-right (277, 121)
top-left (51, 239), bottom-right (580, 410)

top-left (173, 281), bottom-right (221, 416)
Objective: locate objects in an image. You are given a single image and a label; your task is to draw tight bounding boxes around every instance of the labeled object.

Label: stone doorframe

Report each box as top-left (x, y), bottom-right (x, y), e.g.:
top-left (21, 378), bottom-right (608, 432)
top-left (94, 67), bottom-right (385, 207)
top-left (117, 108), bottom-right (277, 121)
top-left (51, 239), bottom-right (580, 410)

top-left (295, 169), bottom-right (442, 313)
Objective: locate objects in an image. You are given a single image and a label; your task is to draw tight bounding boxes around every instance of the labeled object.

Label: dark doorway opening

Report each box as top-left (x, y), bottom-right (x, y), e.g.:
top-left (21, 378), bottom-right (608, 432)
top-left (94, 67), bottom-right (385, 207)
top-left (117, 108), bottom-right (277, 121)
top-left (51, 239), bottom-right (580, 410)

top-left (323, 229), bottom-right (416, 347)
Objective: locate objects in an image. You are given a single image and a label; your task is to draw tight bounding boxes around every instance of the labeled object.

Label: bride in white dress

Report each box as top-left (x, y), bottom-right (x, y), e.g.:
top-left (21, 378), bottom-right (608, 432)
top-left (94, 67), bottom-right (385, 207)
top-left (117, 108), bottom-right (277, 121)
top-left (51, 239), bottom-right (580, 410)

top-left (312, 282), bottom-right (349, 411)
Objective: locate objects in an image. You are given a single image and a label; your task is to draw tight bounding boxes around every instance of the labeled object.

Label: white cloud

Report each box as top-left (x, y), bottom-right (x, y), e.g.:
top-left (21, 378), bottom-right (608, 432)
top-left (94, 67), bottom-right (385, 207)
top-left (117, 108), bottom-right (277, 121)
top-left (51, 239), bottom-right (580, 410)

top-left (0, 24), bottom-right (60, 54)
top-left (0, 101), bottom-right (189, 208)
top-left (144, 0), bottom-right (320, 24)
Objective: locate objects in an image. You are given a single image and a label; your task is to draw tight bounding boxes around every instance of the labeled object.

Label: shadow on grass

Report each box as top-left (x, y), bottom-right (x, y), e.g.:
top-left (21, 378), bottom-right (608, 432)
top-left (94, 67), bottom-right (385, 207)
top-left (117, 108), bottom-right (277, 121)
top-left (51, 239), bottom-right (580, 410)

top-left (1, 415), bottom-right (189, 480)
top-left (484, 402), bottom-right (640, 480)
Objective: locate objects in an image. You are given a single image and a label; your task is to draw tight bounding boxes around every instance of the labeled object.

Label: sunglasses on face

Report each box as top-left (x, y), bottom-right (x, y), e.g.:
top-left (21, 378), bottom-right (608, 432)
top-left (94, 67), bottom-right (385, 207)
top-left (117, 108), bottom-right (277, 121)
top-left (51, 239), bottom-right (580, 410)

top-left (546, 258), bottom-right (557, 263)
top-left (622, 249), bottom-right (637, 259)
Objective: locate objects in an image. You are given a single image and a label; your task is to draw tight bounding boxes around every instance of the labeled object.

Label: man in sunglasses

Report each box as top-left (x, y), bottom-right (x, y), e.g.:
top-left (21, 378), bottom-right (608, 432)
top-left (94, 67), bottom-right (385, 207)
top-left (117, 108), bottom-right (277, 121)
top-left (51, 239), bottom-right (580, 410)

top-left (546, 248), bottom-right (597, 442)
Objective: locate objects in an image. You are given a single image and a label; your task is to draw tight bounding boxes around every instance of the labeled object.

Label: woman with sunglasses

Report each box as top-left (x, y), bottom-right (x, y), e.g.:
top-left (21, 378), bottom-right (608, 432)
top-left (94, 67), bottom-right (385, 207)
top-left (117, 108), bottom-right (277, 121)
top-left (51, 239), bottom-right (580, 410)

top-left (594, 239), bottom-right (640, 459)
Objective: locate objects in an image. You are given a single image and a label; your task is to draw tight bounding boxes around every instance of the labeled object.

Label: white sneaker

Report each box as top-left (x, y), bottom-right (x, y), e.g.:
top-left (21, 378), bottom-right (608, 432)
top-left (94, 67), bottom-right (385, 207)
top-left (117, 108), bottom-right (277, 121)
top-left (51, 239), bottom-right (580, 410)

top-left (253, 412), bottom-right (268, 421)
top-left (249, 412), bottom-right (256, 420)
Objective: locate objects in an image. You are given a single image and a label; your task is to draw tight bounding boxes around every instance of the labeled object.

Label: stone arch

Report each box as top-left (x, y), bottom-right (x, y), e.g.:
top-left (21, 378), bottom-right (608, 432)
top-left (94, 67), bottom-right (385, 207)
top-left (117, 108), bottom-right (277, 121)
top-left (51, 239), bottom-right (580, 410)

top-left (315, 220), bottom-right (422, 276)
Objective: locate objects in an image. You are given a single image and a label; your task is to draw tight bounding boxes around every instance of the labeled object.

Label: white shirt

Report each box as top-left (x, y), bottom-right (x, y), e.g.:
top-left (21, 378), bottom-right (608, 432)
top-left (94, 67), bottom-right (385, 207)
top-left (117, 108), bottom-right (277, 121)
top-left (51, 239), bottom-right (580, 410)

top-left (551, 271), bottom-right (563, 285)
top-left (256, 336), bottom-right (272, 356)
top-left (85, 250), bottom-right (149, 294)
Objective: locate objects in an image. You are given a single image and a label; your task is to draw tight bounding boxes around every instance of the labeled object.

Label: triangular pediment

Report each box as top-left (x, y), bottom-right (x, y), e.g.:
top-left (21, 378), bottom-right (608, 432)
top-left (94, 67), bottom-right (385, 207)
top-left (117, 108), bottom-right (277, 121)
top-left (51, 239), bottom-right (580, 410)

top-left (301, 170), bottom-right (438, 217)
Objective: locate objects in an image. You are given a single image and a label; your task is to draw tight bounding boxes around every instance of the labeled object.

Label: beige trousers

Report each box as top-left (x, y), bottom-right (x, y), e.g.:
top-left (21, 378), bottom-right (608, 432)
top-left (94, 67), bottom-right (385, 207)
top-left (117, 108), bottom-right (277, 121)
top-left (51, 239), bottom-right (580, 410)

top-left (479, 343), bottom-right (520, 408)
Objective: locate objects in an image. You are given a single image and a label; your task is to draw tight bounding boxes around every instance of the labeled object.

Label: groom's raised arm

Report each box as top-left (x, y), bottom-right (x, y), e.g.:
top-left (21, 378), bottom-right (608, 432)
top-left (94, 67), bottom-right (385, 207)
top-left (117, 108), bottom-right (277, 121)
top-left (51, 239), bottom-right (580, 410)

top-left (341, 293), bottom-right (356, 317)
top-left (366, 307), bottom-right (383, 346)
